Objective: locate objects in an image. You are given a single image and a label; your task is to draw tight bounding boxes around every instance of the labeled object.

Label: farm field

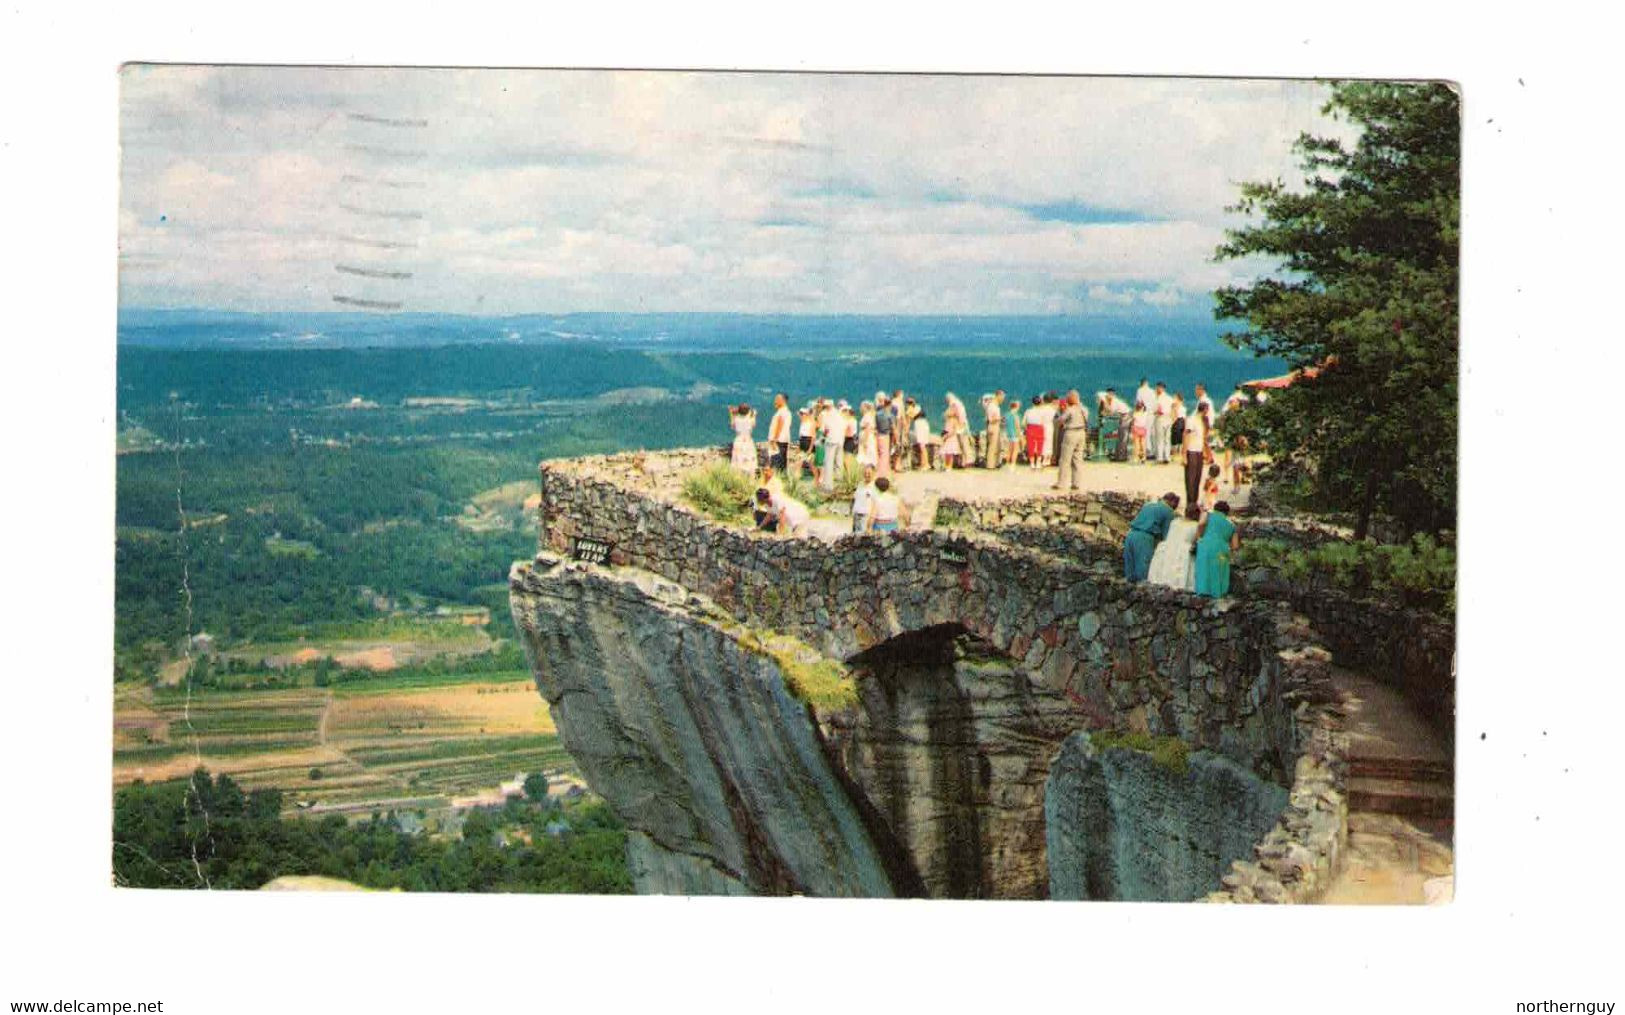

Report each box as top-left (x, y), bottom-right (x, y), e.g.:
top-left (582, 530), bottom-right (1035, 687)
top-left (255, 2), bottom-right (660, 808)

top-left (113, 671), bottom-right (573, 814)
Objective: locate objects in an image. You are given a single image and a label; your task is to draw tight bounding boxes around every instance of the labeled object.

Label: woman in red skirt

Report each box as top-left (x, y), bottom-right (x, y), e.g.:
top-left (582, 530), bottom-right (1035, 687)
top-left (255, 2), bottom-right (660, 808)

top-left (1023, 395), bottom-right (1047, 470)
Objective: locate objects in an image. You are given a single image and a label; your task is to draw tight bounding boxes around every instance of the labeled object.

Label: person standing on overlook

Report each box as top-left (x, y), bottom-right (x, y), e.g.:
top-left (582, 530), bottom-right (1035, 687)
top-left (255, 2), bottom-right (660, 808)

top-left (818, 399), bottom-right (844, 491)
top-left (1135, 377), bottom-right (1155, 424)
top-left (1130, 401), bottom-right (1149, 464)
top-left (1053, 390), bottom-right (1089, 491)
top-left (1169, 391), bottom-right (1187, 455)
top-left (982, 393), bottom-right (1003, 469)
top-left (1122, 492), bottom-right (1182, 583)
top-left (1182, 401), bottom-right (1208, 507)
top-left (767, 393), bottom-right (792, 472)
top-left (797, 404), bottom-right (816, 476)
top-left (1023, 396), bottom-right (1047, 470)
top-left (874, 394), bottom-right (894, 478)
top-left (1037, 393), bottom-right (1059, 466)
top-left (1152, 382), bottom-right (1173, 463)
top-left (857, 402), bottom-right (879, 471)
top-left (729, 403), bottom-right (757, 474)
top-left (940, 393), bottom-right (967, 470)
top-left (891, 390), bottom-right (909, 473)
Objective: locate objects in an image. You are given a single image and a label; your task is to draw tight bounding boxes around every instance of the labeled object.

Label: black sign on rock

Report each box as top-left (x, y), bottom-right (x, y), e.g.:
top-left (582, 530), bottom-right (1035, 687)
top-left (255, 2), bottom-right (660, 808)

top-left (940, 545), bottom-right (969, 566)
top-left (573, 537), bottom-right (614, 565)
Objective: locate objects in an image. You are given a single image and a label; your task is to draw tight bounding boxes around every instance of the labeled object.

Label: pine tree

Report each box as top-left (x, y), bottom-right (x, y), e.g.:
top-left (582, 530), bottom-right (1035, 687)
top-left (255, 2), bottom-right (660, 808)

top-left (1215, 81), bottom-right (1460, 538)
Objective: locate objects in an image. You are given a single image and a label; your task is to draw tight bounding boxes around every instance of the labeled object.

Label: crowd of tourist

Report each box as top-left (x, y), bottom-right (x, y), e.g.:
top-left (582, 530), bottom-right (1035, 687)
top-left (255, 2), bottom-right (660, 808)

top-left (724, 380), bottom-right (1255, 597)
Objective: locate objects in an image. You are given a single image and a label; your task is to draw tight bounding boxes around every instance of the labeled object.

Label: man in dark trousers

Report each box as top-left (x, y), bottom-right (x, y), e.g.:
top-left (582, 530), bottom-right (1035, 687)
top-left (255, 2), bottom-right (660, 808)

top-left (1182, 405), bottom-right (1208, 508)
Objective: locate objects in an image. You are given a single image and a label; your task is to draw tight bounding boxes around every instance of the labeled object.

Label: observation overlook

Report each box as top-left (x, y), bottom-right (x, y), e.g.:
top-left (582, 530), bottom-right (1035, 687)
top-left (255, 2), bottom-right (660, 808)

top-left (508, 447), bottom-right (1454, 902)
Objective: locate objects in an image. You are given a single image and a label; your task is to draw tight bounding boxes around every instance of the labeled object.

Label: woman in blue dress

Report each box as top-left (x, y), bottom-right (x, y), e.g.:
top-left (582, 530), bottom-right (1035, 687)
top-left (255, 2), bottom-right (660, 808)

top-left (1193, 500), bottom-right (1240, 598)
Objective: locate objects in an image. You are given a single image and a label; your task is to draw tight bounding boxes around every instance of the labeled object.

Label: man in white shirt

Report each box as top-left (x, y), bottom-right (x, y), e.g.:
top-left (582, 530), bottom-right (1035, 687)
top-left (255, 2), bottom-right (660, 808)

top-left (1135, 378), bottom-right (1155, 416)
top-left (1152, 382), bottom-right (1174, 463)
top-left (767, 392), bottom-right (793, 472)
top-left (1194, 383), bottom-right (1214, 417)
top-left (1183, 407), bottom-right (1208, 508)
top-left (819, 400), bottom-right (845, 491)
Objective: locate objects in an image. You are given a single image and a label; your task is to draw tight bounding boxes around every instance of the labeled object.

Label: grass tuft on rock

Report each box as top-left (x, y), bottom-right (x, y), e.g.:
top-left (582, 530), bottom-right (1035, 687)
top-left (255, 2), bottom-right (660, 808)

top-left (737, 629), bottom-right (858, 712)
top-left (680, 462), bottom-right (757, 525)
top-left (1091, 730), bottom-right (1191, 775)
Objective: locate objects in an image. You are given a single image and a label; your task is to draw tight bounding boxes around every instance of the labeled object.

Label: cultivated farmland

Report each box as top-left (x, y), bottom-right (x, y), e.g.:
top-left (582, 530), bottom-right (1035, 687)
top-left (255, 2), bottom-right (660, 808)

top-left (112, 671), bottom-right (572, 814)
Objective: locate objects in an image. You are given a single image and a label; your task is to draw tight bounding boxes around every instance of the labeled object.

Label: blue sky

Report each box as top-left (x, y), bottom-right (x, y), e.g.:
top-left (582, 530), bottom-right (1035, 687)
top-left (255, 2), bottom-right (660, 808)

top-left (118, 68), bottom-right (1352, 316)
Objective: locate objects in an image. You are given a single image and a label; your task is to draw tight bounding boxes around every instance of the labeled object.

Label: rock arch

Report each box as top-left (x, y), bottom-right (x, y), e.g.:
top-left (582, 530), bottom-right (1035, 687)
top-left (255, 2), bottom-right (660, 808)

top-left (514, 450), bottom-right (1351, 901)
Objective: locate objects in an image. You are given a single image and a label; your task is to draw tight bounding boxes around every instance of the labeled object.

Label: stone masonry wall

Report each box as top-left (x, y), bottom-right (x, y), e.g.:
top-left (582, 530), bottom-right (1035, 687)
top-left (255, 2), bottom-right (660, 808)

top-left (1238, 570), bottom-right (1455, 746)
top-left (537, 452), bottom-right (1300, 780)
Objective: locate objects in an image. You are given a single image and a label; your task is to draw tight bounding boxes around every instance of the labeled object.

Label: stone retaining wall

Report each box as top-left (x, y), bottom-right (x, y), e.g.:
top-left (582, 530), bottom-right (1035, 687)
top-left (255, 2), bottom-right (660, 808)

top-left (540, 452), bottom-right (1304, 778)
top-left (1239, 571), bottom-right (1455, 746)
top-left (934, 490), bottom-right (1146, 539)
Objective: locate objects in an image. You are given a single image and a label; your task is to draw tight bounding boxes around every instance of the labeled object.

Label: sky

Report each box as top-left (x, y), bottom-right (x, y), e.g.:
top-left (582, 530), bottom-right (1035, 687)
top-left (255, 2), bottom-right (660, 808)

top-left (118, 67), bottom-right (1354, 316)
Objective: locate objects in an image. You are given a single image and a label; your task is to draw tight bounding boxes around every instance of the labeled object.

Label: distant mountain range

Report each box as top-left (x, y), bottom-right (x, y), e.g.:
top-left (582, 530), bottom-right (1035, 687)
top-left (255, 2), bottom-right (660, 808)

top-left (117, 308), bottom-right (1236, 352)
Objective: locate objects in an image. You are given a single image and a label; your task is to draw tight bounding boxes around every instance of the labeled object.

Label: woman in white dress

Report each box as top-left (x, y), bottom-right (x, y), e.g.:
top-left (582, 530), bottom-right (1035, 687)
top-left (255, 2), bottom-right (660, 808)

top-left (1146, 505), bottom-right (1201, 591)
top-left (729, 403), bottom-right (757, 473)
top-left (857, 402), bottom-right (879, 468)
top-left (941, 393), bottom-right (967, 469)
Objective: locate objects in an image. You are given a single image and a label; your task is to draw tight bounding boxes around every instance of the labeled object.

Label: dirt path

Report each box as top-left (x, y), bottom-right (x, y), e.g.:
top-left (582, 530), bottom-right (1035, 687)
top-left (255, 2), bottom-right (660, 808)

top-left (317, 690), bottom-right (334, 746)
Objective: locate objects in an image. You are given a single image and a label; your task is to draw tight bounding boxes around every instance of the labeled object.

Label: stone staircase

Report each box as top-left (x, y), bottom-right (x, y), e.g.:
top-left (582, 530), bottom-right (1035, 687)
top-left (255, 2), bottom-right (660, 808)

top-left (1320, 668), bottom-right (1455, 904)
top-left (1338, 668), bottom-right (1455, 823)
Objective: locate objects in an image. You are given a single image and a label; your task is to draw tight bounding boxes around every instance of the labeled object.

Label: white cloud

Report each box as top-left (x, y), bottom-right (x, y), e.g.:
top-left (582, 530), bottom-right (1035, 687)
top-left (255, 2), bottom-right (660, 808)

top-left (118, 67), bottom-right (1354, 314)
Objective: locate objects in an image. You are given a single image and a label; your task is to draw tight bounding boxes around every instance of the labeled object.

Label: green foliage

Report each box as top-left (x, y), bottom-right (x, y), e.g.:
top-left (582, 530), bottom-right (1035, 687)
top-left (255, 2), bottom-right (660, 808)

top-left (773, 467), bottom-right (825, 509)
top-left (932, 501), bottom-right (972, 529)
top-left (523, 772), bottom-right (550, 802)
top-left (1234, 534), bottom-right (1456, 612)
top-left (113, 768), bottom-right (632, 893)
top-left (831, 454), bottom-right (864, 501)
top-left (1214, 81), bottom-right (1459, 539)
top-left (778, 655), bottom-right (857, 712)
top-left (680, 462), bottom-right (758, 525)
top-left (1091, 731), bottom-right (1191, 775)
top-left (734, 628), bottom-right (858, 711)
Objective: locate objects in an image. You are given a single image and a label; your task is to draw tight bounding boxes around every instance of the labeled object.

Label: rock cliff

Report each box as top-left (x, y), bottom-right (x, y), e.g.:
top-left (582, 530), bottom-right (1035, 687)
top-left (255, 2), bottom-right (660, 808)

top-left (1045, 733), bottom-right (1289, 901)
top-left (511, 556), bottom-right (899, 896)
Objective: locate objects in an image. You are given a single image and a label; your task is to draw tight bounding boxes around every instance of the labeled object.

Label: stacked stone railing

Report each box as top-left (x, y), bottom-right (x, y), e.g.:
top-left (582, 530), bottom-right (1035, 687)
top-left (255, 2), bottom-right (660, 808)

top-left (517, 448), bottom-right (1352, 901)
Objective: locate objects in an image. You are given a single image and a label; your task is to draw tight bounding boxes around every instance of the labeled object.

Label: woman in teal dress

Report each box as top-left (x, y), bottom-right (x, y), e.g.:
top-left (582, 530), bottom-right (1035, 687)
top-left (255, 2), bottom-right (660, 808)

top-left (1194, 500), bottom-right (1240, 598)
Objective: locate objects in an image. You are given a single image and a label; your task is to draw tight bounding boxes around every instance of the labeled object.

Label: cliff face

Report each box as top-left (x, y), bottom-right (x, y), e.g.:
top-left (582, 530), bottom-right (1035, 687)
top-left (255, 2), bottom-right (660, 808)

top-left (823, 628), bottom-right (1078, 899)
top-left (1045, 733), bottom-right (1289, 901)
top-left (510, 555), bottom-right (899, 897)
